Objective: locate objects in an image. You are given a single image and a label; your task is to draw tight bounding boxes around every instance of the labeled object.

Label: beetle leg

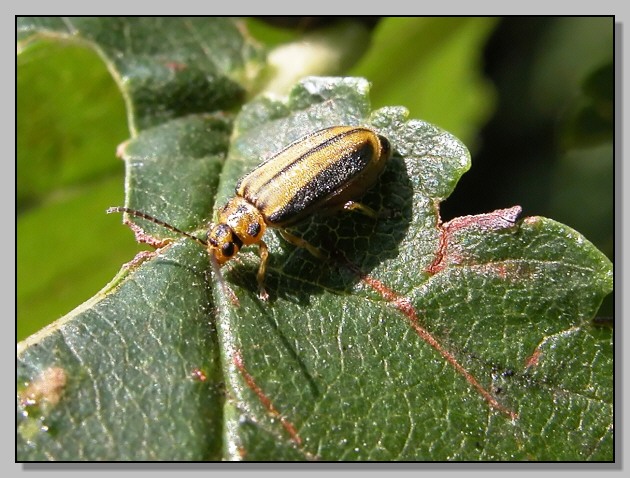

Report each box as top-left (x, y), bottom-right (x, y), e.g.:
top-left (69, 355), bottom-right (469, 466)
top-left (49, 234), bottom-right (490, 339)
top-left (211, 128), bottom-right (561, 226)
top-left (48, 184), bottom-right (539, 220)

top-left (278, 229), bottom-right (326, 260)
top-left (256, 240), bottom-right (270, 301)
top-left (342, 200), bottom-right (378, 218)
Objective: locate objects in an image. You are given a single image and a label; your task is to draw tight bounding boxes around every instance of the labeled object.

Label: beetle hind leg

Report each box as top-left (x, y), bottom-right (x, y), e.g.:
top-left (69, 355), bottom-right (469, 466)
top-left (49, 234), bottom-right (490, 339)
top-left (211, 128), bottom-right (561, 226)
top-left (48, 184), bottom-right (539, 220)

top-left (342, 200), bottom-right (378, 218)
top-left (278, 230), bottom-right (327, 260)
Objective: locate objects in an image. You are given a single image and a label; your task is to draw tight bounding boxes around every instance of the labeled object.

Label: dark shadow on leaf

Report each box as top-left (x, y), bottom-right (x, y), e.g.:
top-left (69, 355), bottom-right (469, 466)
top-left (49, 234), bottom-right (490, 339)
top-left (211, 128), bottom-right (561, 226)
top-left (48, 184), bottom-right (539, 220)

top-left (224, 153), bottom-right (413, 304)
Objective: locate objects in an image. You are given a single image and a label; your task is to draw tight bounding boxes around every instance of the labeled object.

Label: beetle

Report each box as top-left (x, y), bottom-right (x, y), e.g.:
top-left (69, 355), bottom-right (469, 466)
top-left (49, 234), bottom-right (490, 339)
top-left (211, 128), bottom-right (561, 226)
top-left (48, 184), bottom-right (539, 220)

top-left (109, 125), bottom-right (392, 300)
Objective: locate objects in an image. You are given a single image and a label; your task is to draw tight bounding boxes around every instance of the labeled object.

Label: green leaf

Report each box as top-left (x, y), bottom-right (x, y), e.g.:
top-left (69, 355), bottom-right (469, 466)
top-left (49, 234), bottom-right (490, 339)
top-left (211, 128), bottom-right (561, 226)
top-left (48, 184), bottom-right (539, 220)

top-left (17, 243), bottom-right (224, 460)
top-left (18, 76), bottom-right (612, 461)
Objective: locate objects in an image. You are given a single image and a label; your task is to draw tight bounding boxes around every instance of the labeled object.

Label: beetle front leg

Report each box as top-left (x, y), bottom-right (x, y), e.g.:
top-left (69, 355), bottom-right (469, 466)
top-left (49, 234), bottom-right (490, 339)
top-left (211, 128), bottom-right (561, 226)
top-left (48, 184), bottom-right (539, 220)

top-left (256, 240), bottom-right (270, 301)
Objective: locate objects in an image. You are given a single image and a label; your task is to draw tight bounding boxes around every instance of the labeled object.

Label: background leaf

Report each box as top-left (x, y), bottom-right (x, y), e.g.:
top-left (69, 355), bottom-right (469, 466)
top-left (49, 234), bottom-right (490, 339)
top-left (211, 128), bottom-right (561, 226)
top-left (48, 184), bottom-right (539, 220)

top-left (17, 18), bottom-right (613, 461)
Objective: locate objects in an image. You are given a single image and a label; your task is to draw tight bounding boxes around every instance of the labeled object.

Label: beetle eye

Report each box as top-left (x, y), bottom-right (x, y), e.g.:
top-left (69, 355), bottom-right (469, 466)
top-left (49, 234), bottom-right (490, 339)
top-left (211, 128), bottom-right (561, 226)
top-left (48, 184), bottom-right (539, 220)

top-left (221, 242), bottom-right (235, 258)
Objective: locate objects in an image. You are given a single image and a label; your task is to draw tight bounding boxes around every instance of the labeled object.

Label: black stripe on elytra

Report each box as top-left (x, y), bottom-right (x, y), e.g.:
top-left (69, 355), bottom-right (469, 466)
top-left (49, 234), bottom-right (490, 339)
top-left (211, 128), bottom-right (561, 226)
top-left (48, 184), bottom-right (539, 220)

top-left (266, 140), bottom-right (376, 224)
top-left (240, 128), bottom-right (360, 199)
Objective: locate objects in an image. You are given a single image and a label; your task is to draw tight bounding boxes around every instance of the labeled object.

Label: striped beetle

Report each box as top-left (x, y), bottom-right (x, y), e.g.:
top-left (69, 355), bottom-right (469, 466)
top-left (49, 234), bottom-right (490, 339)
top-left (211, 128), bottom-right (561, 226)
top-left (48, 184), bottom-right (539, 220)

top-left (109, 125), bottom-right (392, 300)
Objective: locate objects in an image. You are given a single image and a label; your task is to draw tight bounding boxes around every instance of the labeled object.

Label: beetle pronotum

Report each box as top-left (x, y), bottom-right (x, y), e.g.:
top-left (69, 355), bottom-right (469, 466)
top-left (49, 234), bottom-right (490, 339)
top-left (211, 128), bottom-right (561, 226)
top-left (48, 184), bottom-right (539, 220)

top-left (109, 125), bottom-right (392, 300)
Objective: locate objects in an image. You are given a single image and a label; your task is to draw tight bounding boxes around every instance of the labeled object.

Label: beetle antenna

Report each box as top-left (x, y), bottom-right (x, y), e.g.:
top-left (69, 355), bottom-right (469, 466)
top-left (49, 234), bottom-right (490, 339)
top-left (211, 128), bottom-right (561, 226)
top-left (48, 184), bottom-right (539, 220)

top-left (107, 206), bottom-right (208, 248)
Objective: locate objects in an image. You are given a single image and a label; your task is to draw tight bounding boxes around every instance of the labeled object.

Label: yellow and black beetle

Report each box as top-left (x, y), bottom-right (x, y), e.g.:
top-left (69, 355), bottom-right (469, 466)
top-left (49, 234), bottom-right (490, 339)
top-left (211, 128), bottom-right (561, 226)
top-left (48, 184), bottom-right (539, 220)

top-left (109, 125), bottom-right (392, 300)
